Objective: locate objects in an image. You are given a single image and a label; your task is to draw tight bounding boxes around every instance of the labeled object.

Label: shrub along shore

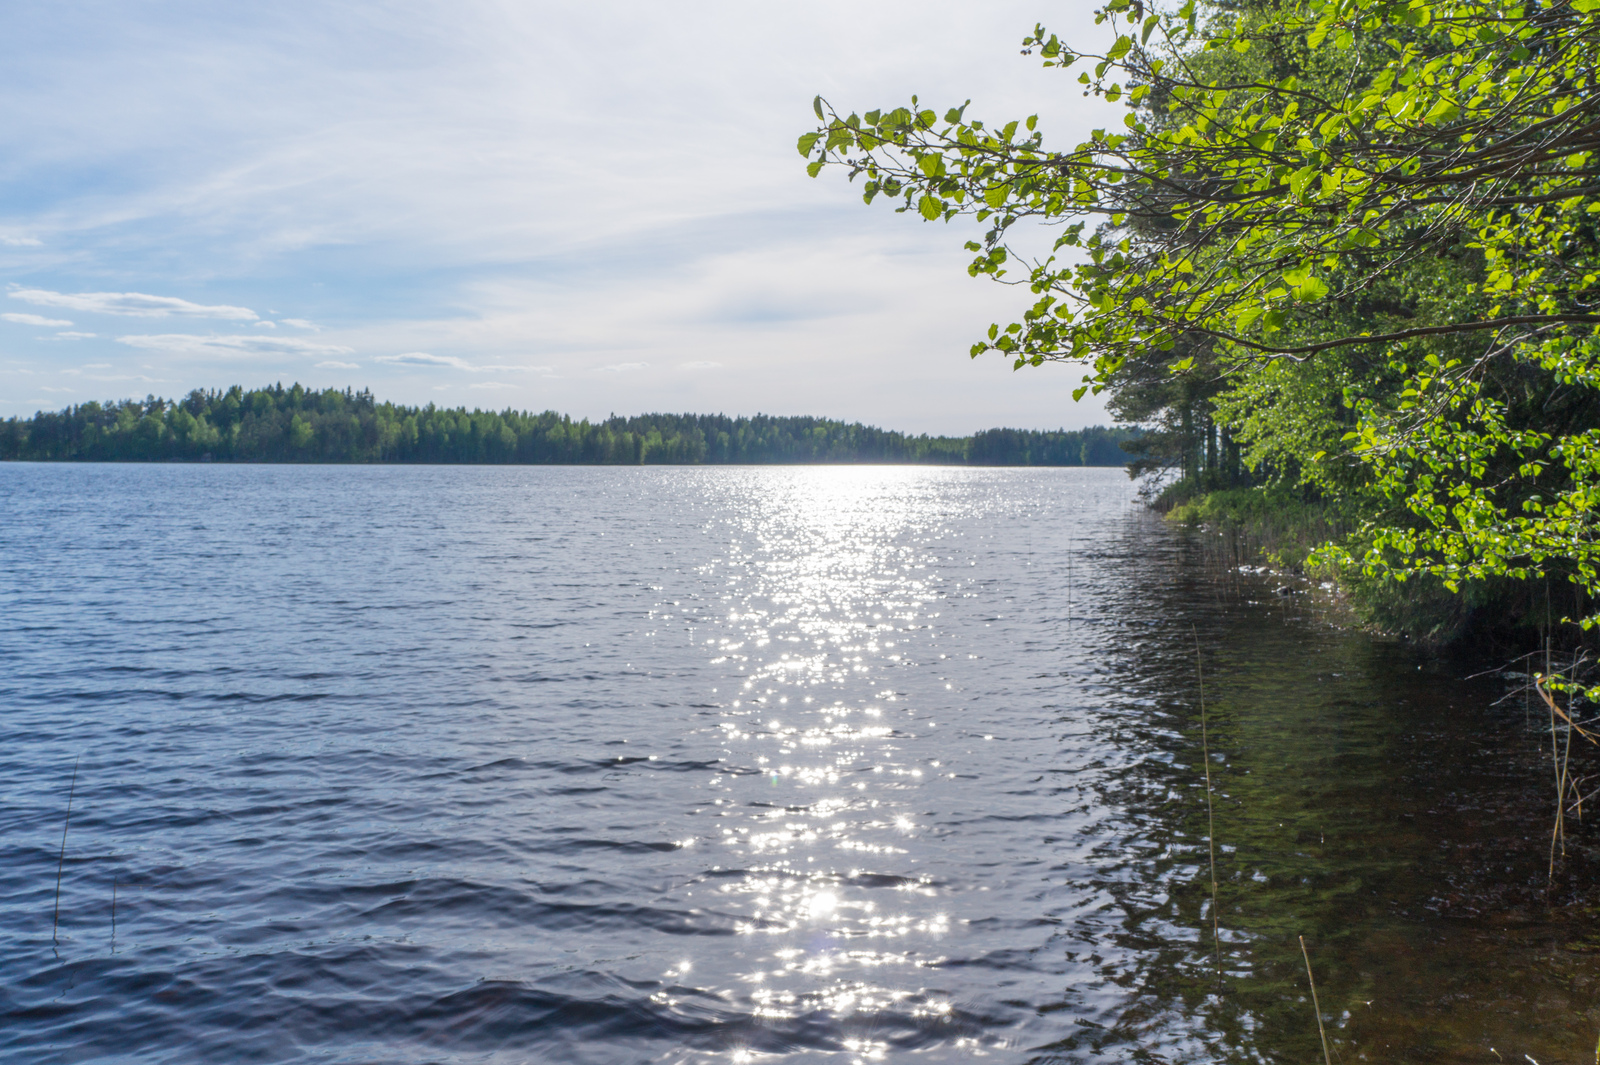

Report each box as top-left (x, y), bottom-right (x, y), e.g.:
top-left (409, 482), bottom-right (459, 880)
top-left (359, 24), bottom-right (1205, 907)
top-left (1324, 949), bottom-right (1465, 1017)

top-left (0, 383), bottom-right (1137, 467)
top-left (1158, 482), bottom-right (1591, 654)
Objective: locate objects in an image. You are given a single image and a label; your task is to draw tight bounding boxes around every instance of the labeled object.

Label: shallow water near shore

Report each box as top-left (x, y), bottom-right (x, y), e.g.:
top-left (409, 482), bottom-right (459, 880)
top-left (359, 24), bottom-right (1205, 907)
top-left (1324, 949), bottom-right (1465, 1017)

top-left (1, 463), bottom-right (1595, 1063)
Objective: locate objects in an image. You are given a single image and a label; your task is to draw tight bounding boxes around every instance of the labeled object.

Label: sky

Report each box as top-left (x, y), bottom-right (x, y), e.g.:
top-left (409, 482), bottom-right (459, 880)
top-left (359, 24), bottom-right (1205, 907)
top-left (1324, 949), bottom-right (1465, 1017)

top-left (0, 1), bottom-right (1120, 435)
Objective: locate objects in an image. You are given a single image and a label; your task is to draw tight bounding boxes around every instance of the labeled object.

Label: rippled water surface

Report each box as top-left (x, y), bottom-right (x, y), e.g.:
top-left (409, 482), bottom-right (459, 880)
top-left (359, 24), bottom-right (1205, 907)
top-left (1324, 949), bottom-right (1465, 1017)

top-left (2, 464), bottom-right (1597, 1064)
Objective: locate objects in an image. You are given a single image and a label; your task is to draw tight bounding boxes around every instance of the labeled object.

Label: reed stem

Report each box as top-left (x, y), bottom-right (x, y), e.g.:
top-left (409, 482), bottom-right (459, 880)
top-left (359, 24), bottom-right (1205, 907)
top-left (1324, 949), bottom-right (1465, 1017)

top-left (1194, 625), bottom-right (1220, 963)
top-left (1300, 935), bottom-right (1333, 1065)
top-left (1561, 683), bottom-right (1575, 837)
top-left (52, 755), bottom-right (81, 945)
top-left (1550, 678), bottom-right (1564, 879)
top-left (1066, 537), bottom-right (1071, 628)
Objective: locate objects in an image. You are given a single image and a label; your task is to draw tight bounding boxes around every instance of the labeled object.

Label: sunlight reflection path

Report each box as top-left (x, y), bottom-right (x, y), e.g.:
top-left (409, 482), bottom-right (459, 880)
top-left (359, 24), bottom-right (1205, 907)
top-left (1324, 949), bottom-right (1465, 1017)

top-left (667, 470), bottom-right (983, 1060)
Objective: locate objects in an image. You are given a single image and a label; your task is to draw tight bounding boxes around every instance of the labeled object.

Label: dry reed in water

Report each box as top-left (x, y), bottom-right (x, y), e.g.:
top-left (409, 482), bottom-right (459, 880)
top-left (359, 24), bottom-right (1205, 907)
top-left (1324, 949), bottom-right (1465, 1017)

top-left (1300, 935), bottom-right (1333, 1065)
top-left (52, 755), bottom-right (80, 946)
top-left (1549, 671), bottom-right (1566, 875)
top-left (1535, 672), bottom-right (1600, 879)
top-left (1194, 625), bottom-right (1220, 963)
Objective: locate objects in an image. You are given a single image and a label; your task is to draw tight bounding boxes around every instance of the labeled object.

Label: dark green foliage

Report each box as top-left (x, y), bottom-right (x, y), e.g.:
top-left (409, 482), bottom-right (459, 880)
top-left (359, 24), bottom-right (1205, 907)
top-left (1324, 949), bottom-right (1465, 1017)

top-left (0, 383), bottom-right (1139, 466)
top-left (967, 425), bottom-right (1133, 466)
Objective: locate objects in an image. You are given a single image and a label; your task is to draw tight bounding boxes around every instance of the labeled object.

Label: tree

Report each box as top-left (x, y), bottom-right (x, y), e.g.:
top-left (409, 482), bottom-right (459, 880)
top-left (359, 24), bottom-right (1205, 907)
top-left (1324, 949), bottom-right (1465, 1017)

top-left (801, 0), bottom-right (1600, 627)
top-left (0, 384), bottom-right (1138, 467)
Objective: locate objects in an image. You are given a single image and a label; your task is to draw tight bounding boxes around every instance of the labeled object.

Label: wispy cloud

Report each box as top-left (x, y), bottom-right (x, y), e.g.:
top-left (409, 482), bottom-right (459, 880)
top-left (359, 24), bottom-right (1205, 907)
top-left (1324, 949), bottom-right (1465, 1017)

top-left (372, 351), bottom-right (543, 373)
top-left (13, 289), bottom-right (257, 320)
top-left (0, 0), bottom-right (1121, 431)
top-left (55, 331), bottom-right (97, 339)
top-left (678, 360), bottom-right (722, 370)
top-left (374, 351), bottom-right (472, 370)
top-left (116, 334), bottom-right (354, 356)
top-left (61, 367), bottom-right (169, 383)
top-left (468, 381), bottom-right (514, 390)
top-left (315, 360), bottom-right (360, 369)
top-left (254, 320), bottom-right (277, 328)
top-left (2, 312), bottom-right (73, 326)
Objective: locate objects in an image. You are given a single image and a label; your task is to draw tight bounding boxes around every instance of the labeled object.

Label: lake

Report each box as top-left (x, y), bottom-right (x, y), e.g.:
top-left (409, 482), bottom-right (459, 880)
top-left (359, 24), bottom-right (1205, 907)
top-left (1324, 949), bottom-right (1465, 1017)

top-left (1, 464), bottom-right (1594, 1063)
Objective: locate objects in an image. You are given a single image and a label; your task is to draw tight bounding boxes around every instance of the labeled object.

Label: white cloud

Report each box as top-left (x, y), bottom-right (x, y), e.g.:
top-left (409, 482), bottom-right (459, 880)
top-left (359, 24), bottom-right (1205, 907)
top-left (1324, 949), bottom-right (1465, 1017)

top-left (116, 333), bottom-right (355, 356)
top-left (597, 362), bottom-right (649, 373)
top-left (0, 236), bottom-right (42, 247)
top-left (371, 352), bottom-right (543, 373)
top-left (468, 381), bottom-right (514, 390)
top-left (254, 320), bottom-right (277, 328)
top-left (0, 0), bottom-right (1123, 430)
top-left (60, 367), bottom-right (168, 382)
top-left (55, 331), bottom-right (97, 339)
top-left (315, 359), bottom-right (360, 369)
top-left (2, 312), bottom-right (73, 326)
top-left (678, 360), bottom-right (722, 370)
top-left (12, 289), bottom-right (257, 320)
top-left (374, 351), bottom-right (472, 370)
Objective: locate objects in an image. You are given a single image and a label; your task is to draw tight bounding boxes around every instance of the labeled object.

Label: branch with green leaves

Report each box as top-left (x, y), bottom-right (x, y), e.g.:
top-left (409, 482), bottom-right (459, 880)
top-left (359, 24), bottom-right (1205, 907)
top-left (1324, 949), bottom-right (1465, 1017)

top-left (800, 0), bottom-right (1600, 400)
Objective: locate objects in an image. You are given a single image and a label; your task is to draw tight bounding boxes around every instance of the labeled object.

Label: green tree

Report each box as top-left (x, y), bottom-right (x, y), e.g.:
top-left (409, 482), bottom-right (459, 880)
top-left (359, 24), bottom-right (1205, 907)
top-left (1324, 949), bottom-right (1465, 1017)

top-left (800, 0), bottom-right (1600, 629)
top-left (1, 384), bottom-right (1138, 468)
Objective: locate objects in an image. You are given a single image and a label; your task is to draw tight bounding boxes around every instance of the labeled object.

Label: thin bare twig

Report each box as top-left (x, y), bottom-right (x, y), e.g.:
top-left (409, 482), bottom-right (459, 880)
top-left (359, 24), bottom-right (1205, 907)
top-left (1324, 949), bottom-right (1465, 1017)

top-left (1194, 625), bottom-right (1220, 965)
top-left (52, 756), bottom-right (81, 946)
top-left (1301, 935), bottom-right (1334, 1065)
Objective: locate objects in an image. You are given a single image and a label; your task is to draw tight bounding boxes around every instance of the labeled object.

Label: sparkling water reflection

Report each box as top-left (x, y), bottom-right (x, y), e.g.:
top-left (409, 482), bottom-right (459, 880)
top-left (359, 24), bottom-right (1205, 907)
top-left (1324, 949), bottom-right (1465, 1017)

top-left (0, 464), bottom-right (1594, 1064)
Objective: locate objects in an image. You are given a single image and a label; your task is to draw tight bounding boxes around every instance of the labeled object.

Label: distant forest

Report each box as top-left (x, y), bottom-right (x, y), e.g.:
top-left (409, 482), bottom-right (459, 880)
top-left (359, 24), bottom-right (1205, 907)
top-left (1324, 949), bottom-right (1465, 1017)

top-left (0, 384), bottom-right (1137, 466)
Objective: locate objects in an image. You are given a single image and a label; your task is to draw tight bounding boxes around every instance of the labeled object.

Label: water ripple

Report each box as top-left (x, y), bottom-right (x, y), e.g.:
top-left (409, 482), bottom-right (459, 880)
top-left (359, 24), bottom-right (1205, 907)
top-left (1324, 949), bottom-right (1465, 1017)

top-left (1, 464), bottom-right (1594, 1063)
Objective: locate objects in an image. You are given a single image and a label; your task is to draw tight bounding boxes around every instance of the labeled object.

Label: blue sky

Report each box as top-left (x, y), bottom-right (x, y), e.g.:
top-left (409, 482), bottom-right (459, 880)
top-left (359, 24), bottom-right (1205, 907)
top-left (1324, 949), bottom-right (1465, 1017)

top-left (0, 1), bottom-right (1118, 434)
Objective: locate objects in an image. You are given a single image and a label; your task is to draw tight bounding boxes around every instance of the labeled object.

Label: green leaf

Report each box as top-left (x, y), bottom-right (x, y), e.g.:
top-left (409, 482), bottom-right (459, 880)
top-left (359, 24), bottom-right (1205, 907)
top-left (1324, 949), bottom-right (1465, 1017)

top-left (1292, 273), bottom-right (1329, 300)
top-left (918, 194), bottom-right (942, 220)
top-left (1106, 35), bottom-right (1132, 61)
top-left (796, 132), bottom-right (820, 157)
top-left (813, 95), bottom-right (824, 121)
top-left (1424, 98), bottom-right (1460, 123)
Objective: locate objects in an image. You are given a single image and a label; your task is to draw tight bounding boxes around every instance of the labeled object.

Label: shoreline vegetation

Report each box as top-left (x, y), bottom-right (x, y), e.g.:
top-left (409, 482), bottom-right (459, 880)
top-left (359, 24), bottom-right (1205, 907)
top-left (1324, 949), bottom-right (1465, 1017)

top-left (1157, 481), bottom-right (1591, 655)
top-left (0, 383), bottom-right (1137, 467)
top-left (794, 0), bottom-right (1600, 674)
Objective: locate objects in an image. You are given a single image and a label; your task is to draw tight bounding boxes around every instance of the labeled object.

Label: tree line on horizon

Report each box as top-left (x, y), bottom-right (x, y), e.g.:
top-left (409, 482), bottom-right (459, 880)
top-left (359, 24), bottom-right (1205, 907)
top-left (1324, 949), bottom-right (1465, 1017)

top-left (0, 384), bottom-right (1138, 466)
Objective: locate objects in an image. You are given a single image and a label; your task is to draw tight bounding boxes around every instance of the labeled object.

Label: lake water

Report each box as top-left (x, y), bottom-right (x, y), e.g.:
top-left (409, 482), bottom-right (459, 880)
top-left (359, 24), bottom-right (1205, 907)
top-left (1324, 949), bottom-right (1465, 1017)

top-left (1, 464), bottom-right (1595, 1064)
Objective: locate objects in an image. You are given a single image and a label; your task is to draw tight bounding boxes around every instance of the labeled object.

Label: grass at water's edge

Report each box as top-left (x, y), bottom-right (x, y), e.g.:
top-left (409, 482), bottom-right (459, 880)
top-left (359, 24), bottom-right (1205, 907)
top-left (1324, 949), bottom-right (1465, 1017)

top-left (1155, 484), bottom-right (1581, 652)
